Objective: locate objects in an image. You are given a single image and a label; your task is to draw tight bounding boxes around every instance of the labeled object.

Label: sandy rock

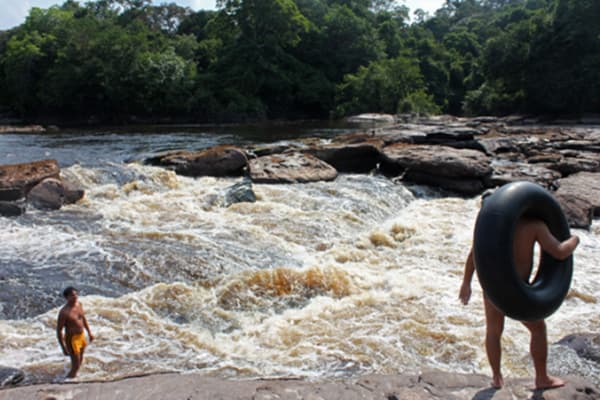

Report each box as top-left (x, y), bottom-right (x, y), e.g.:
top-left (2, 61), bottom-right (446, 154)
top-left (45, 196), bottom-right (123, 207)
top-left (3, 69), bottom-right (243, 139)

top-left (1, 371), bottom-right (598, 400)
top-left (249, 152), bottom-right (338, 183)
top-left (147, 146), bottom-right (248, 177)
top-left (0, 159), bottom-right (60, 200)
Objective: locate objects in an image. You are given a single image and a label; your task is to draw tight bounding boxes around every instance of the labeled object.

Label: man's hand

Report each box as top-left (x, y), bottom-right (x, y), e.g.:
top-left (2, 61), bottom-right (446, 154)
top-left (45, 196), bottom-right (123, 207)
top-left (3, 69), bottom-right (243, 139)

top-left (459, 282), bottom-right (471, 305)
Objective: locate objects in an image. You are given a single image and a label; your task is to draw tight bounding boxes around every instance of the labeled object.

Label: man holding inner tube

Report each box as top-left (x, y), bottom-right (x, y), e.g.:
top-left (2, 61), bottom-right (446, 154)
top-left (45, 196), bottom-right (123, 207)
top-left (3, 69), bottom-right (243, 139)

top-left (459, 194), bottom-right (580, 390)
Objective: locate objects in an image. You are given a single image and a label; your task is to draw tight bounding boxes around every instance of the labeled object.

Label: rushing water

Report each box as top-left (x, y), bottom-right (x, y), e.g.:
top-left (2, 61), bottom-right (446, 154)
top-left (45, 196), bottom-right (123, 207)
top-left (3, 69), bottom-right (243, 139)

top-left (0, 122), bottom-right (598, 386)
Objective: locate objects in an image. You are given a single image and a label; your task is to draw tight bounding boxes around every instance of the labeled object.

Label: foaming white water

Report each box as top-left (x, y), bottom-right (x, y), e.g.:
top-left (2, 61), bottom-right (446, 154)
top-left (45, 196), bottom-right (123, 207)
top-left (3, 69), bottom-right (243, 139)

top-left (0, 163), bottom-right (598, 385)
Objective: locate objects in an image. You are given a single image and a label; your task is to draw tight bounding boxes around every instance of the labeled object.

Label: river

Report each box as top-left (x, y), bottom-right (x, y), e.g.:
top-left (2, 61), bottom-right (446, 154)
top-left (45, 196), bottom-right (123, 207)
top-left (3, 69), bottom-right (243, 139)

top-left (0, 121), bottom-right (598, 385)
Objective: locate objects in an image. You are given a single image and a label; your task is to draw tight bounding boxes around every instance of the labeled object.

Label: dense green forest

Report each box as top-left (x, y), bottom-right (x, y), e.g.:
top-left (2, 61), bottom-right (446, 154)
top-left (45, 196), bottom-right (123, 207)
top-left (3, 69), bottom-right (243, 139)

top-left (0, 0), bottom-right (598, 123)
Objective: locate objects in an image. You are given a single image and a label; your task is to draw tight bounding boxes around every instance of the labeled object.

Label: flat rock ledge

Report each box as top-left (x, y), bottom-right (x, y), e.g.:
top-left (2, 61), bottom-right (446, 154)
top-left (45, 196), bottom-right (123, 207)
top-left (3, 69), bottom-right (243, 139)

top-left (1, 371), bottom-right (598, 400)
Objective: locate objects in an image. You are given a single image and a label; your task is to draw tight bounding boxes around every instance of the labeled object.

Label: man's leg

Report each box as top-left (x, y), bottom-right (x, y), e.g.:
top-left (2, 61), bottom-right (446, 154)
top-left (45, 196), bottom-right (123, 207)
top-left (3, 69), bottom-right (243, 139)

top-left (484, 297), bottom-right (504, 388)
top-left (521, 320), bottom-right (565, 389)
top-left (67, 353), bottom-right (80, 378)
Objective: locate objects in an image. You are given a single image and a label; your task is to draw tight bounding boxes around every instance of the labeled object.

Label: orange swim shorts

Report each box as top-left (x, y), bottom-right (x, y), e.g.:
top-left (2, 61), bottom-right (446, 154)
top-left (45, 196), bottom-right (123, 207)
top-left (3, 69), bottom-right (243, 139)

top-left (66, 332), bottom-right (87, 356)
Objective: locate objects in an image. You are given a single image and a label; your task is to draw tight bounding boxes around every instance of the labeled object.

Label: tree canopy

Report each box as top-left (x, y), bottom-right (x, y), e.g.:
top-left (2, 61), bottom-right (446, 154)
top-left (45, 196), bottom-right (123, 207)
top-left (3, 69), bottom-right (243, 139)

top-left (0, 0), bottom-right (598, 122)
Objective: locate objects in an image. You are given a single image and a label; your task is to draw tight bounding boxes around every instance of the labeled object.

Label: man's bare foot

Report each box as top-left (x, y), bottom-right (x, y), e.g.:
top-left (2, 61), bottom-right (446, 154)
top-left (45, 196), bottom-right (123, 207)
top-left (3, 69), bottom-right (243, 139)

top-left (535, 376), bottom-right (565, 390)
top-left (492, 374), bottom-right (504, 389)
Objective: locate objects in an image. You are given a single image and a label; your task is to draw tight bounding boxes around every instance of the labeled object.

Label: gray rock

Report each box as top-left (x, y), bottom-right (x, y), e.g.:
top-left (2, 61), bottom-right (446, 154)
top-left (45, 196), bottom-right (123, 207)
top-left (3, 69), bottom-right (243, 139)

top-left (0, 366), bottom-right (24, 388)
top-left (305, 143), bottom-right (381, 173)
top-left (557, 333), bottom-right (600, 364)
top-left (487, 160), bottom-right (562, 189)
top-left (26, 177), bottom-right (66, 210)
top-left (224, 178), bottom-right (256, 207)
top-left (0, 199), bottom-right (26, 217)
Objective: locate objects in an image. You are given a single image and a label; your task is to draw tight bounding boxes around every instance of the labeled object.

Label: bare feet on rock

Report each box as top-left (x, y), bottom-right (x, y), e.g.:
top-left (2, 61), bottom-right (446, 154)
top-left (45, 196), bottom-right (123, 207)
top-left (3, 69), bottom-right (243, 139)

top-left (491, 374), bottom-right (504, 389)
top-left (535, 376), bottom-right (565, 390)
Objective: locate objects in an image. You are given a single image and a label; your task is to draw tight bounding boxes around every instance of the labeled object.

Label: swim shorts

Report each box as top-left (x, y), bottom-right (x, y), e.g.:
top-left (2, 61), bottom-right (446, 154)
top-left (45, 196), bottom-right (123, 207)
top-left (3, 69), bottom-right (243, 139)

top-left (66, 332), bottom-right (87, 356)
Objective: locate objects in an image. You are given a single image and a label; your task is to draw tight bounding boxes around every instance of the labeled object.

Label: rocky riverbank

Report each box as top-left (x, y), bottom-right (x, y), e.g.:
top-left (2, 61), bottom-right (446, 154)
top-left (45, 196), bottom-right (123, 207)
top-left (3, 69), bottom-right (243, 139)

top-left (2, 115), bottom-right (599, 226)
top-left (1, 370), bottom-right (599, 400)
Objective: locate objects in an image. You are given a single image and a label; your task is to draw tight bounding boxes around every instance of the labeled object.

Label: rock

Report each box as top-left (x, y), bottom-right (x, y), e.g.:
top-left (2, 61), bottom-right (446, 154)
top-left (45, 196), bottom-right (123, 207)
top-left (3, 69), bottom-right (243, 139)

top-left (305, 143), bottom-right (381, 173)
top-left (555, 172), bottom-right (600, 229)
top-left (0, 199), bottom-right (26, 217)
top-left (0, 159), bottom-right (61, 200)
top-left (249, 152), bottom-right (338, 183)
top-left (550, 151), bottom-right (600, 175)
top-left (0, 366), bottom-right (24, 388)
top-left (224, 178), bottom-right (256, 207)
top-left (380, 144), bottom-right (492, 194)
top-left (147, 146), bottom-right (248, 177)
top-left (0, 188), bottom-right (24, 201)
top-left (26, 178), bottom-right (66, 210)
top-left (1, 371), bottom-right (598, 400)
top-left (61, 179), bottom-right (85, 204)
top-left (346, 113), bottom-right (395, 123)
top-left (0, 125), bottom-right (45, 133)
top-left (557, 333), bottom-right (600, 364)
top-left (487, 160), bottom-right (562, 189)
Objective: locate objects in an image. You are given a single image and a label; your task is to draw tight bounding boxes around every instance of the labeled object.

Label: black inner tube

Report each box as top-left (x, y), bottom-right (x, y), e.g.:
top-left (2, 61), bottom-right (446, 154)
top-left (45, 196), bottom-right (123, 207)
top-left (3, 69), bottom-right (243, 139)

top-left (473, 181), bottom-right (573, 321)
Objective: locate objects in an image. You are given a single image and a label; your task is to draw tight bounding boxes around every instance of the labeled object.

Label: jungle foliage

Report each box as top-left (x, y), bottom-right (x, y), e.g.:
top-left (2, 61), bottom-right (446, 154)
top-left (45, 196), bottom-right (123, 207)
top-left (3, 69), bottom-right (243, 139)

top-left (0, 0), bottom-right (598, 122)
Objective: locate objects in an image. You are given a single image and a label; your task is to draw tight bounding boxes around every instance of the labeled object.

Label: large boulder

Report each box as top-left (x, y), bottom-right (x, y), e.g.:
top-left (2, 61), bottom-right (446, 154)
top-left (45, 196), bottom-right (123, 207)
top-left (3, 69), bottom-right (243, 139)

top-left (554, 172), bottom-right (600, 229)
top-left (305, 143), bottom-right (381, 173)
top-left (26, 178), bottom-right (66, 210)
top-left (146, 146), bottom-right (248, 177)
top-left (380, 144), bottom-right (492, 194)
top-left (249, 152), bottom-right (338, 183)
top-left (0, 159), bottom-right (60, 200)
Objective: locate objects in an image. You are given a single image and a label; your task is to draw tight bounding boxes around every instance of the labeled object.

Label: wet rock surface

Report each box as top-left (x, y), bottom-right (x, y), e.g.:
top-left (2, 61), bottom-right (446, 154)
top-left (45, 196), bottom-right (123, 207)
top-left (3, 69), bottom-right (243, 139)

top-left (1, 371), bottom-right (598, 400)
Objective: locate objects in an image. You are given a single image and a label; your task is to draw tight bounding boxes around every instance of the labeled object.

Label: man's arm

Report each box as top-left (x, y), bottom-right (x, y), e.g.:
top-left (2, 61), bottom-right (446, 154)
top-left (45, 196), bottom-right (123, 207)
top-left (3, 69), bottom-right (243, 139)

top-left (459, 247), bottom-right (475, 305)
top-left (535, 221), bottom-right (580, 260)
top-left (56, 311), bottom-right (68, 355)
top-left (80, 304), bottom-right (94, 342)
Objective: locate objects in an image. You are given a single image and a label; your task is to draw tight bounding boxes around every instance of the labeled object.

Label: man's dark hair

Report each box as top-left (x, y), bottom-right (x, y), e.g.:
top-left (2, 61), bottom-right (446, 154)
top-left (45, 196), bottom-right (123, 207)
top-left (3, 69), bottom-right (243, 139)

top-left (63, 286), bottom-right (77, 298)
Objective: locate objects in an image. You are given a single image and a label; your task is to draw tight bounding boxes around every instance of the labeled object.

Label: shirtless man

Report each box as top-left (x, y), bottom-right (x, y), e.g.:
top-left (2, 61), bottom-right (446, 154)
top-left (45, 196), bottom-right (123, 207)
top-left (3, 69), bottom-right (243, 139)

top-left (459, 217), bottom-right (579, 389)
top-left (56, 287), bottom-right (94, 378)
